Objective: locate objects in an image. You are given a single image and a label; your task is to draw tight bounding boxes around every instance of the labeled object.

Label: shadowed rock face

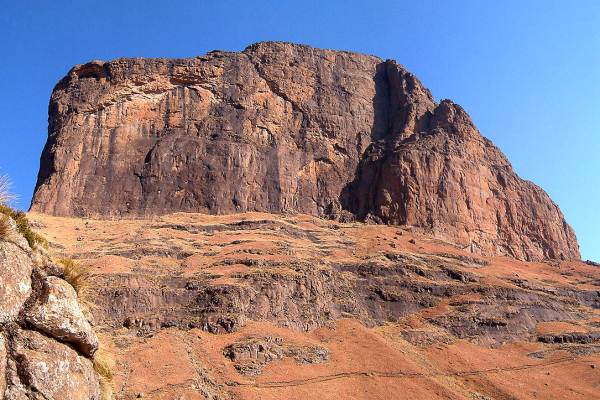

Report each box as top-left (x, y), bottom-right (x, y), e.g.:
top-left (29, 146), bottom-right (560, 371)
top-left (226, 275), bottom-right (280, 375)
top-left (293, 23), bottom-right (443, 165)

top-left (31, 41), bottom-right (579, 261)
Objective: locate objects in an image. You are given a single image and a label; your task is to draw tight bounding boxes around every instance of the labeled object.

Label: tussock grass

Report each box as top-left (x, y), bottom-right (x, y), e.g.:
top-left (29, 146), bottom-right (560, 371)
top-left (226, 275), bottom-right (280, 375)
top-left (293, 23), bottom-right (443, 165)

top-left (0, 174), bottom-right (16, 205)
top-left (58, 258), bottom-right (91, 295)
top-left (93, 347), bottom-right (115, 400)
top-left (0, 173), bottom-right (47, 249)
top-left (0, 205), bottom-right (47, 249)
top-left (0, 214), bottom-right (10, 240)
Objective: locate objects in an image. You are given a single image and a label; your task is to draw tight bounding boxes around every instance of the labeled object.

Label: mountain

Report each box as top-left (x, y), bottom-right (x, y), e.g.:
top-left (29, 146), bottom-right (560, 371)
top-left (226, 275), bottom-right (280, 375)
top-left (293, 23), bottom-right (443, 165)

top-left (30, 42), bottom-right (579, 262)
top-left (22, 42), bottom-right (599, 400)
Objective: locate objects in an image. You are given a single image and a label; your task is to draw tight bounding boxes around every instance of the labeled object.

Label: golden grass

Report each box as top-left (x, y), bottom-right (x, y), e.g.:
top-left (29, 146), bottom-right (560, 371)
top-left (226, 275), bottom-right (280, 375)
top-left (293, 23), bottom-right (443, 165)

top-left (0, 214), bottom-right (10, 240)
top-left (58, 258), bottom-right (91, 295)
top-left (0, 205), bottom-right (47, 249)
top-left (0, 174), bottom-right (16, 205)
top-left (93, 347), bottom-right (115, 400)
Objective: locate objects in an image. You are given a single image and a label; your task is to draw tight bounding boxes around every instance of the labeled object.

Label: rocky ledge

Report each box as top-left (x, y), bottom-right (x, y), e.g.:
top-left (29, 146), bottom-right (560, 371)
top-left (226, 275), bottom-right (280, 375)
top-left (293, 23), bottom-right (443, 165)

top-left (31, 41), bottom-right (578, 261)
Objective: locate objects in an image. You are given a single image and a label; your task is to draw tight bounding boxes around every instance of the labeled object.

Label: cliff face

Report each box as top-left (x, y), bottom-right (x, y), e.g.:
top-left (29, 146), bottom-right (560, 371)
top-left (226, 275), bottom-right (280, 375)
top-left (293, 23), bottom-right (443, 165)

top-left (30, 42), bottom-right (579, 261)
top-left (0, 216), bottom-right (101, 399)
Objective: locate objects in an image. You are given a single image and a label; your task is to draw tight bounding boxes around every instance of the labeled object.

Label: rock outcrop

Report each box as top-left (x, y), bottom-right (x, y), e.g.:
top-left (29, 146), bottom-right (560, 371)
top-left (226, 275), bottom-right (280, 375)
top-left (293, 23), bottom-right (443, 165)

top-left (223, 336), bottom-right (329, 376)
top-left (30, 41), bottom-right (579, 261)
top-left (25, 275), bottom-right (99, 356)
top-left (0, 216), bottom-right (101, 399)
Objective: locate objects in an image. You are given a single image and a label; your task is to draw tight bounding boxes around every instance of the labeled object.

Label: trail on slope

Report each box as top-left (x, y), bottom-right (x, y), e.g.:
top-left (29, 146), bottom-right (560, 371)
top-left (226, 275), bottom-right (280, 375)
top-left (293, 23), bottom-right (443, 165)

top-left (228, 355), bottom-right (581, 389)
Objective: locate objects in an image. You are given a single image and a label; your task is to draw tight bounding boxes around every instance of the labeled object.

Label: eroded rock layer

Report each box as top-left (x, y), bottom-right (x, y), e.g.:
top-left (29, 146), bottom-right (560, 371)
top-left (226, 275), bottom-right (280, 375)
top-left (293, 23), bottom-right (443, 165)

top-left (30, 212), bottom-right (600, 400)
top-left (31, 42), bottom-right (579, 261)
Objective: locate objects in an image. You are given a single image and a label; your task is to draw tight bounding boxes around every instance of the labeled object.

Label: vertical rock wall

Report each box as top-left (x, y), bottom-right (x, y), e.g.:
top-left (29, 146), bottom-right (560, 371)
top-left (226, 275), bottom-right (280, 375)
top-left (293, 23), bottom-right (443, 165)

top-left (30, 42), bottom-right (579, 261)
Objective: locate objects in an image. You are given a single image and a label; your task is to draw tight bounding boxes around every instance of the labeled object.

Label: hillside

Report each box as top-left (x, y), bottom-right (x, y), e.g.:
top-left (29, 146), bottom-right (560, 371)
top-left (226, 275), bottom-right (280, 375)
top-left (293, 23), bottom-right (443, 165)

top-left (30, 211), bottom-right (600, 400)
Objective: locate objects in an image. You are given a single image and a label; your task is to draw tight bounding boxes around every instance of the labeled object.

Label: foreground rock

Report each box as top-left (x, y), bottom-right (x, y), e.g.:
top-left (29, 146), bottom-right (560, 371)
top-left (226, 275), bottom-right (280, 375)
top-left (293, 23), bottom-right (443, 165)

top-left (30, 42), bottom-right (578, 261)
top-left (25, 275), bottom-right (99, 356)
top-left (8, 330), bottom-right (100, 400)
top-left (0, 215), bottom-right (101, 399)
top-left (0, 237), bottom-right (32, 325)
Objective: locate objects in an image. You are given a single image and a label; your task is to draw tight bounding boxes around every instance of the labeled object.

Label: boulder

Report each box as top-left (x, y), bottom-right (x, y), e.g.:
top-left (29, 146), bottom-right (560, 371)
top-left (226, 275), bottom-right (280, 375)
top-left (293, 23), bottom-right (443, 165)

top-left (10, 329), bottom-right (100, 400)
top-left (0, 334), bottom-right (6, 396)
top-left (25, 276), bottom-right (99, 356)
top-left (0, 216), bottom-right (102, 398)
top-left (0, 241), bottom-right (32, 325)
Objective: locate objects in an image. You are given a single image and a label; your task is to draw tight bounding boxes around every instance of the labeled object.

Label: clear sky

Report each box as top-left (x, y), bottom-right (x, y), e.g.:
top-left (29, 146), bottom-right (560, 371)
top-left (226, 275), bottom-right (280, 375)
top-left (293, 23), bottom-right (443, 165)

top-left (1, 1), bottom-right (598, 260)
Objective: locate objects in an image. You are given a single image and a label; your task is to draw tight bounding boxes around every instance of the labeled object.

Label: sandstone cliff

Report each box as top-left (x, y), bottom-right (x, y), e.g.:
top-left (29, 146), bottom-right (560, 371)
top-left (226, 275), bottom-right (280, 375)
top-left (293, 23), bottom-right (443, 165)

top-left (30, 42), bottom-right (579, 261)
top-left (0, 215), bottom-right (101, 399)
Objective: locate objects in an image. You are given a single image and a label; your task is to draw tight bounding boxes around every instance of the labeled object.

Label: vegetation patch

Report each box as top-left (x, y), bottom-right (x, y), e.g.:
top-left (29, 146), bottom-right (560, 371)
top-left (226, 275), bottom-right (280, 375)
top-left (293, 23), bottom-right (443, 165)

top-left (0, 205), bottom-right (47, 249)
top-left (0, 214), bottom-right (10, 240)
top-left (93, 347), bottom-right (115, 400)
top-left (0, 174), bottom-right (16, 205)
top-left (58, 258), bottom-right (91, 295)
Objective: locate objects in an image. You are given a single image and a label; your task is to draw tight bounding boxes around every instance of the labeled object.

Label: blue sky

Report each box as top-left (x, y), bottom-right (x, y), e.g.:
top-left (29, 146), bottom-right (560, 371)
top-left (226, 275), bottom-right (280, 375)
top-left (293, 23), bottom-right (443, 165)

top-left (1, 1), bottom-right (598, 260)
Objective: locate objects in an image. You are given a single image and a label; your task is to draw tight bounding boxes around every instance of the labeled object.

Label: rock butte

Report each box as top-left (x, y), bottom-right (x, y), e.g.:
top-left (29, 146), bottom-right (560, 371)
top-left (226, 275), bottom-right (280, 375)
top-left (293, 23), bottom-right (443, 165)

top-left (30, 41), bottom-right (579, 262)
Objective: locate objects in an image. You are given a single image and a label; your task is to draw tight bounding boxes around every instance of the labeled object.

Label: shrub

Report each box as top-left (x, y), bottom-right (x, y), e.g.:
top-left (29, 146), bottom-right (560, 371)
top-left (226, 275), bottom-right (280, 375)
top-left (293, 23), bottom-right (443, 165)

top-left (0, 205), bottom-right (47, 249)
top-left (58, 258), bottom-right (91, 295)
top-left (93, 348), bottom-right (115, 400)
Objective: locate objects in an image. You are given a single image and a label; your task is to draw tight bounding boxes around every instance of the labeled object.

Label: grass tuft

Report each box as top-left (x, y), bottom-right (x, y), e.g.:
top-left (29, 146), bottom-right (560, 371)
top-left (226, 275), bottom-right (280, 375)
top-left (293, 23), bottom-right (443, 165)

top-left (0, 174), bottom-right (16, 205)
top-left (58, 258), bottom-right (91, 295)
top-left (93, 348), bottom-right (115, 400)
top-left (0, 214), bottom-right (10, 240)
top-left (0, 205), bottom-right (47, 249)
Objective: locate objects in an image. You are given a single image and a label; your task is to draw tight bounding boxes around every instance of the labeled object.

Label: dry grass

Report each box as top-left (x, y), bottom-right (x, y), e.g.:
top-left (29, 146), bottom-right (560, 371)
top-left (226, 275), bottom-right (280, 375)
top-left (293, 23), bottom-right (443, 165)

top-left (58, 258), bottom-right (91, 295)
top-left (93, 348), bottom-right (115, 400)
top-left (0, 174), bottom-right (47, 249)
top-left (0, 214), bottom-right (10, 240)
top-left (0, 205), bottom-right (47, 249)
top-left (0, 174), bottom-right (16, 205)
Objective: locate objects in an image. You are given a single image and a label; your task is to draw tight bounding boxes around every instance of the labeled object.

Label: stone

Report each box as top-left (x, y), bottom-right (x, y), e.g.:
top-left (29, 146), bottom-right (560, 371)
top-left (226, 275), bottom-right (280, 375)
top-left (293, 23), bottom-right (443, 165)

top-left (0, 241), bottom-right (32, 325)
top-left (25, 275), bottom-right (99, 356)
top-left (30, 41), bottom-right (579, 262)
top-left (223, 336), bottom-right (329, 376)
top-left (10, 329), bottom-right (101, 400)
top-left (0, 215), bottom-right (102, 398)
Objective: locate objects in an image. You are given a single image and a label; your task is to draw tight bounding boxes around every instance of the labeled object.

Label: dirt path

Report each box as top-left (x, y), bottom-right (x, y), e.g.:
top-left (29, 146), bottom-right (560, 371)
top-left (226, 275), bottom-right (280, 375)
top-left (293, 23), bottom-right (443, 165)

top-left (229, 356), bottom-right (581, 389)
